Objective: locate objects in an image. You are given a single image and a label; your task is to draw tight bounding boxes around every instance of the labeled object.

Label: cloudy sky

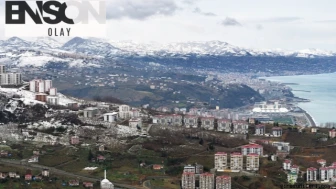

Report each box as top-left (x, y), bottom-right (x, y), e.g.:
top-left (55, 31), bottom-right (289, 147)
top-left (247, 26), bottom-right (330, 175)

top-left (1, 0), bottom-right (336, 51)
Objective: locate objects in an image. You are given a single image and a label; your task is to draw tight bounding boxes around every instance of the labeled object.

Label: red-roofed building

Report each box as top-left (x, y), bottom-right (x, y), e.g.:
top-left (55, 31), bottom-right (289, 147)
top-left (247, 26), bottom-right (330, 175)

top-left (25, 174), bottom-right (32, 181)
top-left (199, 172), bottom-right (214, 189)
top-left (306, 167), bottom-right (317, 181)
top-left (246, 153), bottom-right (259, 171)
top-left (216, 175), bottom-right (231, 189)
top-left (200, 117), bottom-right (215, 130)
top-left (317, 159), bottom-right (327, 167)
top-left (97, 155), bottom-right (106, 162)
top-left (283, 159), bottom-right (292, 170)
top-left (255, 125), bottom-right (265, 135)
top-left (230, 152), bottom-right (243, 171)
top-left (241, 144), bottom-right (263, 156)
top-left (184, 115), bottom-right (198, 128)
top-left (153, 164), bottom-right (164, 170)
top-left (214, 152), bottom-right (227, 172)
top-left (320, 167), bottom-right (329, 181)
top-left (83, 182), bottom-right (94, 188)
top-left (232, 120), bottom-right (248, 134)
top-left (272, 127), bottom-right (283, 137)
top-left (181, 172), bottom-right (195, 189)
top-left (290, 165), bottom-right (299, 173)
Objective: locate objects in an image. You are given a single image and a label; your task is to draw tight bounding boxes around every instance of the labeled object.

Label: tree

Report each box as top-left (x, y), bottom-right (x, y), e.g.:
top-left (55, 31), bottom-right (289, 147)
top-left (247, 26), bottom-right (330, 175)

top-left (88, 150), bottom-right (94, 161)
top-left (199, 138), bottom-right (204, 145)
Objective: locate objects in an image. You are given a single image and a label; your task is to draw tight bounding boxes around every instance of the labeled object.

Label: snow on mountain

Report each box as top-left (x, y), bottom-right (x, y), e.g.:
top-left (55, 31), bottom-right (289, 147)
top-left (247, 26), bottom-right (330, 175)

top-left (32, 37), bottom-right (63, 49)
top-left (62, 37), bottom-right (123, 56)
top-left (0, 37), bottom-right (33, 50)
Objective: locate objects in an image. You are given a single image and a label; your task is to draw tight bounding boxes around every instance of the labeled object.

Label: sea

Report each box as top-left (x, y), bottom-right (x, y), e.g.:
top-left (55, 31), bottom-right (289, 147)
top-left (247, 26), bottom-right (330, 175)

top-left (262, 73), bottom-right (336, 126)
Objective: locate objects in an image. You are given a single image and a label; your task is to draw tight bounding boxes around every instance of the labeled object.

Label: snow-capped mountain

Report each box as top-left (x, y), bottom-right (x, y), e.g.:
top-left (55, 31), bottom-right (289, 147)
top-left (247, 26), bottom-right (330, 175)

top-left (62, 37), bottom-right (123, 56)
top-left (109, 40), bottom-right (336, 58)
top-left (32, 37), bottom-right (63, 49)
top-left (0, 37), bottom-right (33, 50)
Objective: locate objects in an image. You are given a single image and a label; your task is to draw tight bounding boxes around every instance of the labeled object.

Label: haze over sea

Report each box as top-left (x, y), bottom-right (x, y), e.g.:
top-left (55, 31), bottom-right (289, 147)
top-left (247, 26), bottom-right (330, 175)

top-left (263, 73), bottom-right (336, 126)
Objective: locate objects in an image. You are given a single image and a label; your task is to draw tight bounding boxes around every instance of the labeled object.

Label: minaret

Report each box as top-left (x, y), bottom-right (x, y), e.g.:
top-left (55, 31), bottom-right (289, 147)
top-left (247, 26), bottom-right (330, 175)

top-left (104, 169), bottom-right (107, 179)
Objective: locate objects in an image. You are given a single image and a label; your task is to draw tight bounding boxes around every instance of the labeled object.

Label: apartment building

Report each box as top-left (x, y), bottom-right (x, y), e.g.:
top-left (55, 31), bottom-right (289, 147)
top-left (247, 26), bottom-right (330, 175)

top-left (230, 152), bottom-right (243, 171)
top-left (181, 172), bottom-right (195, 189)
top-left (0, 65), bottom-right (22, 86)
top-left (232, 121), bottom-right (249, 134)
top-left (241, 144), bottom-right (263, 156)
top-left (255, 125), bottom-right (265, 135)
top-left (201, 117), bottom-right (215, 130)
top-left (199, 172), bottom-right (214, 189)
top-left (214, 152), bottom-right (227, 172)
top-left (119, 105), bottom-right (131, 119)
top-left (306, 167), bottom-right (317, 181)
top-left (246, 154), bottom-right (259, 171)
top-left (217, 119), bottom-right (231, 132)
top-left (272, 127), bottom-right (283, 137)
top-left (184, 115), bottom-right (199, 128)
top-left (215, 175), bottom-right (231, 189)
top-left (171, 114), bottom-right (183, 126)
top-left (283, 159), bottom-right (292, 170)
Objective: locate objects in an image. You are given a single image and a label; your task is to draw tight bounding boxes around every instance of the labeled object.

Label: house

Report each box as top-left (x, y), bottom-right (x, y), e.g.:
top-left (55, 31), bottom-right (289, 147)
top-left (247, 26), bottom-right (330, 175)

top-left (287, 172), bottom-right (298, 184)
top-left (97, 155), bottom-right (106, 162)
top-left (241, 144), bottom-right (263, 156)
top-left (290, 165), bottom-right (299, 173)
top-left (329, 129), bottom-right (336, 138)
top-left (0, 150), bottom-right (8, 157)
top-left (232, 121), bottom-right (249, 134)
top-left (152, 164), bottom-right (164, 170)
top-left (103, 112), bottom-right (118, 123)
top-left (272, 127), bottom-right (283, 137)
top-left (0, 172), bottom-right (8, 179)
top-left (83, 182), bottom-right (94, 188)
top-left (28, 155), bottom-right (39, 163)
top-left (200, 117), bottom-right (215, 130)
top-left (129, 118), bottom-right (142, 129)
top-left (255, 125), bottom-right (265, 135)
top-left (216, 175), bottom-right (231, 189)
top-left (33, 150), bottom-right (40, 156)
top-left (217, 119), bottom-right (231, 132)
top-left (317, 159), bottom-right (327, 167)
top-left (311, 127), bottom-right (318, 133)
top-left (214, 152), bottom-right (227, 172)
top-left (71, 136), bottom-right (80, 145)
top-left (171, 114), bottom-right (183, 126)
top-left (69, 180), bottom-right (80, 186)
top-left (184, 115), bottom-right (198, 128)
top-left (249, 118), bottom-right (255, 124)
top-left (181, 172), bottom-right (195, 189)
top-left (25, 171), bottom-right (32, 181)
top-left (83, 107), bottom-right (99, 118)
top-left (99, 145), bottom-right (105, 152)
top-left (246, 154), bottom-right (259, 171)
top-left (230, 152), bottom-right (243, 171)
top-left (42, 169), bottom-right (50, 177)
top-left (320, 167), bottom-right (329, 182)
top-left (283, 159), bottom-right (292, 170)
top-left (199, 172), bottom-right (214, 189)
top-left (130, 109), bottom-right (140, 118)
top-left (9, 172), bottom-right (17, 178)
top-left (306, 167), bottom-right (317, 181)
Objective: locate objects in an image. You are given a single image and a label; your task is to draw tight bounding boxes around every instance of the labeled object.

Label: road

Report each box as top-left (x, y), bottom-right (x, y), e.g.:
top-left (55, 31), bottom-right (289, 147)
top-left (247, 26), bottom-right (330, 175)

top-left (0, 158), bottom-right (145, 189)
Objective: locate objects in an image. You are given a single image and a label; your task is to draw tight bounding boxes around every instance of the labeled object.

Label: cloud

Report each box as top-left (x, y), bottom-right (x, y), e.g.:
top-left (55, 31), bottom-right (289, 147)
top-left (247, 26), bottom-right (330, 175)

top-left (221, 17), bottom-right (242, 26)
top-left (256, 24), bottom-right (263, 30)
top-left (315, 20), bottom-right (336, 23)
top-left (106, 0), bottom-right (178, 20)
top-left (181, 0), bottom-right (199, 5)
top-left (263, 17), bottom-right (302, 23)
top-left (193, 7), bottom-right (217, 17)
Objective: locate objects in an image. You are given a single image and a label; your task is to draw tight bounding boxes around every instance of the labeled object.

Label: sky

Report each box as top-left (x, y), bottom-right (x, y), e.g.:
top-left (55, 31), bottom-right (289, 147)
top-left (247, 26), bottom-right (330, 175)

top-left (0, 0), bottom-right (336, 51)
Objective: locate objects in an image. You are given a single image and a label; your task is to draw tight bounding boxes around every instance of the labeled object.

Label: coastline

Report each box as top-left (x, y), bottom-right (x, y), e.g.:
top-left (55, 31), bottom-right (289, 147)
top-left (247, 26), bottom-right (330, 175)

top-left (303, 111), bottom-right (317, 127)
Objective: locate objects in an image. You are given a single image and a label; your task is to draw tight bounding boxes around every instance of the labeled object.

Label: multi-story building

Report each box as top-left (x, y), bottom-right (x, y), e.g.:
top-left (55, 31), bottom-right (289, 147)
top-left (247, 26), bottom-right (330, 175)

top-left (320, 167), bottom-right (329, 182)
top-left (306, 167), bottom-right (317, 181)
top-left (181, 172), bottom-right (195, 189)
top-left (317, 159), bottom-right (327, 167)
top-left (214, 152), bottom-right (227, 172)
top-left (104, 112), bottom-right (118, 123)
top-left (183, 165), bottom-right (196, 173)
top-left (232, 121), bottom-right (249, 134)
top-left (199, 172), bottom-right (214, 189)
top-left (46, 96), bottom-right (59, 105)
top-left (153, 115), bottom-right (171, 125)
top-left (241, 144), bottom-right (263, 156)
top-left (216, 175), bottom-right (231, 189)
top-left (283, 159), bottom-right (292, 170)
top-left (201, 117), bottom-right (215, 130)
top-left (287, 172), bottom-right (298, 184)
top-left (129, 118), bottom-right (142, 128)
top-left (30, 79), bottom-right (53, 93)
top-left (272, 127), bottom-right (283, 137)
top-left (255, 125), bottom-right (265, 135)
top-left (119, 105), bottom-right (131, 119)
top-left (246, 154), bottom-right (259, 171)
top-left (230, 152), bottom-right (243, 171)
top-left (290, 165), bottom-right (299, 174)
top-left (184, 115), bottom-right (198, 128)
top-left (0, 65), bottom-right (22, 86)
top-left (171, 114), bottom-right (183, 126)
top-left (217, 119), bottom-right (231, 132)
top-left (83, 107), bottom-right (99, 118)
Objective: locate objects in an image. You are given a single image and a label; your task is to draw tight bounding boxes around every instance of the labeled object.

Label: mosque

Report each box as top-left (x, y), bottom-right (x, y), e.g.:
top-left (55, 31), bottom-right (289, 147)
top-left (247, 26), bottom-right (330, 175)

top-left (101, 170), bottom-right (114, 189)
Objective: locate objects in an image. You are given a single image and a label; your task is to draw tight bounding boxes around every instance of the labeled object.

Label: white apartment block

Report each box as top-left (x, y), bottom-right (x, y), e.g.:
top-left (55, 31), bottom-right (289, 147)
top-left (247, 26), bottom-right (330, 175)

top-left (181, 172), bottom-right (195, 189)
top-left (241, 144), bottom-right (263, 156)
top-left (283, 159), bottom-right (292, 170)
top-left (232, 121), bottom-right (249, 134)
top-left (171, 114), bottom-right (183, 126)
top-left (46, 96), bottom-right (59, 105)
top-left (246, 154), bottom-right (259, 171)
top-left (0, 65), bottom-right (22, 86)
top-left (119, 105), bottom-right (131, 119)
top-left (103, 112), bottom-right (118, 123)
top-left (199, 172), bottom-right (214, 189)
top-left (183, 165), bottom-right (196, 173)
top-left (216, 175), bottom-right (231, 189)
top-left (215, 152), bottom-right (227, 172)
top-left (201, 117), bottom-right (215, 130)
top-left (320, 167), bottom-right (329, 182)
top-left (217, 119), bottom-right (231, 132)
top-left (306, 167), bottom-right (317, 181)
top-left (272, 127), bottom-right (283, 137)
top-left (0, 65), bottom-right (5, 74)
top-left (230, 152), bottom-right (243, 171)
top-left (184, 115), bottom-right (198, 128)
top-left (129, 118), bottom-right (142, 128)
top-left (255, 125), bottom-right (265, 135)
top-left (30, 79), bottom-right (53, 93)
top-left (153, 115), bottom-right (171, 125)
